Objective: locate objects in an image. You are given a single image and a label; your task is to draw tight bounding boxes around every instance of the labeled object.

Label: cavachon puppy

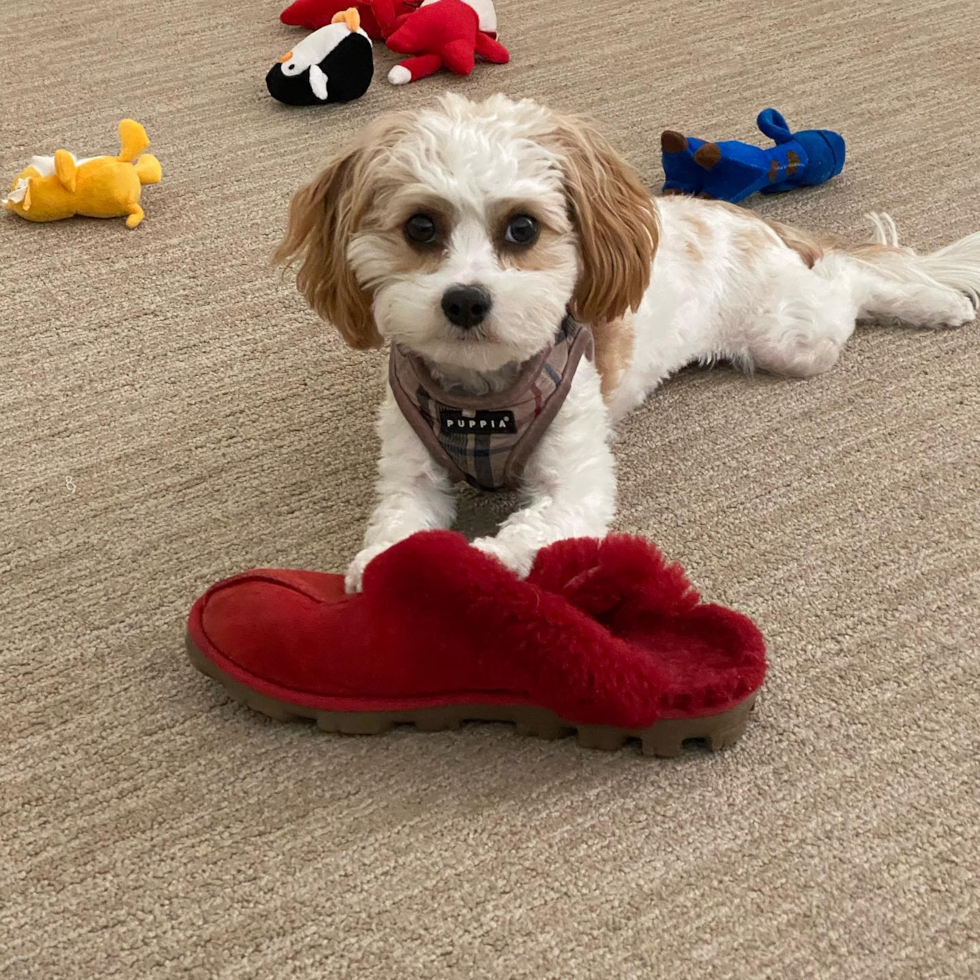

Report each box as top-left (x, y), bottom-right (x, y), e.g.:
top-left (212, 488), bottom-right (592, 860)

top-left (276, 94), bottom-right (980, 592)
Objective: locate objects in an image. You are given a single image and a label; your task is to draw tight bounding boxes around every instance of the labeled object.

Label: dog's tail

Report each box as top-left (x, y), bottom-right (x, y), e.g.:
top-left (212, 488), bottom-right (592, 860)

top-left (842, 212), bottom-right (980, 307)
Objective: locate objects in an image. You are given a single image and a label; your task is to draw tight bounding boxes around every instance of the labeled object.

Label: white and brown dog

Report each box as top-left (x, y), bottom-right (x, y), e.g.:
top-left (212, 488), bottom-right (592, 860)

top-left (276, 94), bottom-right (980, 592)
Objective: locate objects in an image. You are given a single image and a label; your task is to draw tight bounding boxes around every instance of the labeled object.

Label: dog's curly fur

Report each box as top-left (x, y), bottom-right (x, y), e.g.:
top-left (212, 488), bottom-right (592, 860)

top-left (277, 94), bottom-right (980, 591)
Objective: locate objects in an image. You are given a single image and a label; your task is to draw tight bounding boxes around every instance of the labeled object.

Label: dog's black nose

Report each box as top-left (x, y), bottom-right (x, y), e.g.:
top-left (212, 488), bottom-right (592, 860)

top-left (441, 284), bottom-right (492, 329)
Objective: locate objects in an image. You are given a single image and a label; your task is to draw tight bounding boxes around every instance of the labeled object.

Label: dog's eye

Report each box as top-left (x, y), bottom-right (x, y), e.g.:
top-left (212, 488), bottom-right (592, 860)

top-left (504, 214), bottom-right (539, 247)
top-left (404, 213), bottom-right (438, 245)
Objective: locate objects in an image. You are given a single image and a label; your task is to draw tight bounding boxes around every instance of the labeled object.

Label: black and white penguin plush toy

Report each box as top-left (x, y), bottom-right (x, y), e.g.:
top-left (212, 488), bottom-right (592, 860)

top-left (267, 7), bottom-right (373, 106)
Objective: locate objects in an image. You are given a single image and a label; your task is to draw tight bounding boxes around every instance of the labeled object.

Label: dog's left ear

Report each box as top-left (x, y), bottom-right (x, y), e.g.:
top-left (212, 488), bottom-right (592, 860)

top-left (547, 115), bottom-right (659, 325)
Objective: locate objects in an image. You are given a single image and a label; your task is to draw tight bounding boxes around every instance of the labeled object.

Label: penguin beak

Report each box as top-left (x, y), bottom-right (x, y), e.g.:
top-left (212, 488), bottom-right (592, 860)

top-left (278, 50), bottom-right (294, 63)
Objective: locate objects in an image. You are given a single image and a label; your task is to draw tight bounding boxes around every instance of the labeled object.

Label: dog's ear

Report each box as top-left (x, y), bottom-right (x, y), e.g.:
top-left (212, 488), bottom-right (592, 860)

top-left (275, 142), bottom-right (382, 350)
top-left (547, 115), bottom-right (659, 325)
top-left (275, 112), bottom-right (417, 348)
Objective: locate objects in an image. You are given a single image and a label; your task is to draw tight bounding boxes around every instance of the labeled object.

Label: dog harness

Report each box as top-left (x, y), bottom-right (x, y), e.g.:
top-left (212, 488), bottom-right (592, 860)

top-left (389, 317), bottom-right (594, 491)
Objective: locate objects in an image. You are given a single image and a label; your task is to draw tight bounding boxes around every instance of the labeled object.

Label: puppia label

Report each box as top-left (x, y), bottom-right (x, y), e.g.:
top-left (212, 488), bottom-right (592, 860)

top-left (439, 409), bottom-right (517, 435)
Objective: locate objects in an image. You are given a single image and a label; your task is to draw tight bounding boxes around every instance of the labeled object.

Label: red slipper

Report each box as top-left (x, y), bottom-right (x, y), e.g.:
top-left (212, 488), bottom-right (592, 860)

top-left (186, 532), bottom-right (766, 756)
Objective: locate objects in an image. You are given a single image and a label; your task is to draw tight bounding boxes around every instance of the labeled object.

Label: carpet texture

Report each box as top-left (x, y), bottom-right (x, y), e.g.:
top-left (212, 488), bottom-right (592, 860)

top-left (2, 0), bottom-right (978, 977)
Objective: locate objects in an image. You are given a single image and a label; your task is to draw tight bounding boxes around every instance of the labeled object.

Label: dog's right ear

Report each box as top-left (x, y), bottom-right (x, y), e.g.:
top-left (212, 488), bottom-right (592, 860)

top-left (275, 138), bottom-right (385, 350)
top-left (275, 146), bottom-right (380, 350)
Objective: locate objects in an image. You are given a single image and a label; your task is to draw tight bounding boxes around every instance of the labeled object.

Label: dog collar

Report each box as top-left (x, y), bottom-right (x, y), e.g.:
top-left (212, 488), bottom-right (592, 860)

top-left (389, 316), bottom-right (594, 491)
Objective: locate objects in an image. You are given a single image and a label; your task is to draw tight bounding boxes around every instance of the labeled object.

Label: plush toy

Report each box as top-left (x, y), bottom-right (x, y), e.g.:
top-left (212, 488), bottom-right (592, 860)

top-left (279, 0), bottom-right (414, 39)
top-left (372, 0), bottom-right (508, 84)
top-left (279, 0), bottom-right (498, 39)
top-left (3, 119), bottom-right (161, 229)
top-left (661, 109), bottom-right (846, 204)
top-left (186, 531), bottom-right (766, 756)
top-left (267, 8), bottom-right (374, 105)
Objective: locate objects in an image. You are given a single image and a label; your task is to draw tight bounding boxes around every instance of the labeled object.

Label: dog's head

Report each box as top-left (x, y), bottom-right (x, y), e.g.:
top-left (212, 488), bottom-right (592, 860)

top-left (276, 94), bottom-right (658, 372)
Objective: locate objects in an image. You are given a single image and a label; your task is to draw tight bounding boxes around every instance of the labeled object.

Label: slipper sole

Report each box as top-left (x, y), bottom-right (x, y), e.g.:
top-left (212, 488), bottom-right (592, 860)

top-left (186, 633), bottom-right (757, 757)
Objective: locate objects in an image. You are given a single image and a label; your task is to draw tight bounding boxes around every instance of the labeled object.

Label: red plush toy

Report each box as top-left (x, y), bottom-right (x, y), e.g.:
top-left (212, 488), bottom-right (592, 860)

top-left (376, 0), bottom-right (509, 83)
top-left (186, 532), bottom-right (767, 756)
top-left (279, 0), bottom-right (414, 39)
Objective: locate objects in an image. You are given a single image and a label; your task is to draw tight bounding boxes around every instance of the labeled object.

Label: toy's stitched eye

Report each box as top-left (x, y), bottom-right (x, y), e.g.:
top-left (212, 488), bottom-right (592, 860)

top-left (405, 213), bottom-right (438, 245)
top-left (504, 214), bottom-right (539, 246)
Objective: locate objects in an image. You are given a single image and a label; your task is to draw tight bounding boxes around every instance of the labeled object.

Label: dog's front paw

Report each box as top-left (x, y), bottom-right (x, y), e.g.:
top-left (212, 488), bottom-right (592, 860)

top-left (472, 536), bottom-right (537, 579)
top-left (345, 543), bottom-right (391, 594)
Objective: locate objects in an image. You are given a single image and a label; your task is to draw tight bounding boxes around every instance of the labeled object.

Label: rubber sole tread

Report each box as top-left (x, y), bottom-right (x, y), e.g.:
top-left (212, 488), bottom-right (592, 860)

top-left (187, 634), bottom-right (756, 758)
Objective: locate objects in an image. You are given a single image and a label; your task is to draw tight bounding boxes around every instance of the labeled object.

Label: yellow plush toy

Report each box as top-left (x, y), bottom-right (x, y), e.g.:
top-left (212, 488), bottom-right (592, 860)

top-left (3, 119), bottom-right (162, 229)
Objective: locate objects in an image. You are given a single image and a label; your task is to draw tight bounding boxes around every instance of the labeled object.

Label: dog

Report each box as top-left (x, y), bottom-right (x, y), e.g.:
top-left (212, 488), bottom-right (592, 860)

top-left (276, 94), bottom-right (980, 592)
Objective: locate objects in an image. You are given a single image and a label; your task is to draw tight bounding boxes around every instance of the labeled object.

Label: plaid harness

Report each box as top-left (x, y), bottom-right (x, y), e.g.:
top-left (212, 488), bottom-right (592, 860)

top-left (389, 317), bottom-right (594, 491)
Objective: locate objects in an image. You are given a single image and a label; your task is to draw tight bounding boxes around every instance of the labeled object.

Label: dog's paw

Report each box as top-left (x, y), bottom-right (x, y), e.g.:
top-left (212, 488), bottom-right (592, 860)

top-left (941, 293), bottom-right (977, 329)
top-left (344, 543), bottom-right (390, 594)
top-left (915, 290), bottom-right (976, 330)
top-left (472, 536), bottom-right (537, 579)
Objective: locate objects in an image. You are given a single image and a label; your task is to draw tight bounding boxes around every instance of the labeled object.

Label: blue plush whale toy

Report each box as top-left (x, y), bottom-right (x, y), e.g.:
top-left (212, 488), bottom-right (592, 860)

top-left (661, 109), bottom-right (845, 204)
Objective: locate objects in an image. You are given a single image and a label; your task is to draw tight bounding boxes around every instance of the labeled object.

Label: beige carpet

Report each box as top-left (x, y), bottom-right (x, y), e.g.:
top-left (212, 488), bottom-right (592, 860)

top-left (2, 0), bottom-right (979, 976)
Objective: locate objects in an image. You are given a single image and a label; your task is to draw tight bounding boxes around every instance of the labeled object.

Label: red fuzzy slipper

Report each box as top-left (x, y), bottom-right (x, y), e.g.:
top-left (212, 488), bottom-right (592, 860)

top-left (186, 532), bottom-right (766, 756)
